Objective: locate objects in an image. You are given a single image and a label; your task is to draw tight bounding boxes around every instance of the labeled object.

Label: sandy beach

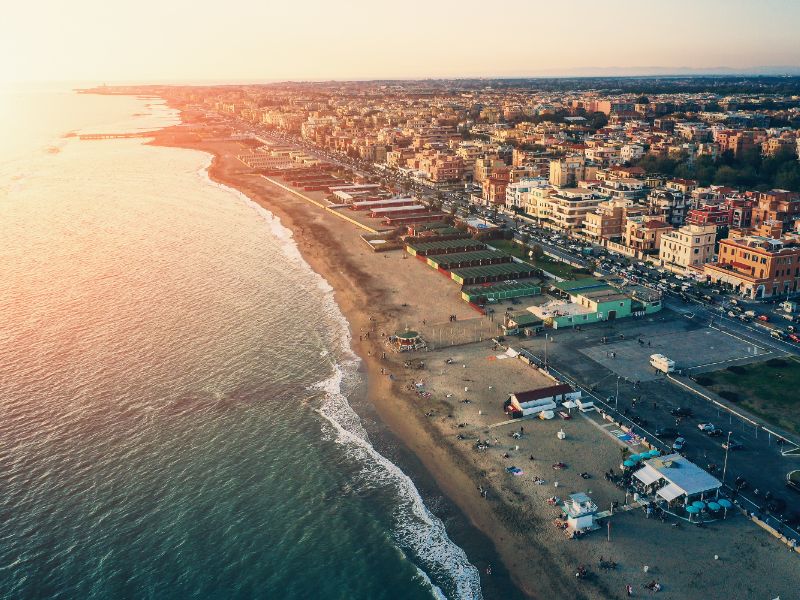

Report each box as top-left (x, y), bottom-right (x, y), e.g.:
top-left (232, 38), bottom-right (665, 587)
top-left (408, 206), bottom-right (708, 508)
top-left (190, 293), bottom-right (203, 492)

top-left (146, 118), bottom-right (800, 600)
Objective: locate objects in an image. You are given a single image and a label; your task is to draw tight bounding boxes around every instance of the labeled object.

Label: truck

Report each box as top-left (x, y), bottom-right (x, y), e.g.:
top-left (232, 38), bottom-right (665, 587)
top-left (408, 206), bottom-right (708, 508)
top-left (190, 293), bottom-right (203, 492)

top-left (650, 353), bottom-right (675, 374)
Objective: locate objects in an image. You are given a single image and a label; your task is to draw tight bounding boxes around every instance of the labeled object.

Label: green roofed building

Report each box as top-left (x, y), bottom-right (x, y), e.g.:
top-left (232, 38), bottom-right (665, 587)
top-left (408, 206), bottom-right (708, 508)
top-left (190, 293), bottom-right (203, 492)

top-left (427, 250), bottom-right (512, 271)
top-left (406, 238), bottom-right (486, 257)
top-left (450, 261), bottom-right (539, 285)
top-left (461, 279), bottom-right (542, 304)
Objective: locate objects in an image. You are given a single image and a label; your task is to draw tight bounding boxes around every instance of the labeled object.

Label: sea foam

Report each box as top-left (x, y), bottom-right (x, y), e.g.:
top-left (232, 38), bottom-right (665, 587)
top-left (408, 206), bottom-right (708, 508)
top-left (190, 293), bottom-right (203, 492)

top-left (200, 159), bottom-right (483, 600)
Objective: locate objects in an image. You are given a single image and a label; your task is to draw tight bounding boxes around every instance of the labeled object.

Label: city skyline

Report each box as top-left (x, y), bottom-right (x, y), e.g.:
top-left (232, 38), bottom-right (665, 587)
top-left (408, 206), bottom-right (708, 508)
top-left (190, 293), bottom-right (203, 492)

top-left (4, 0), bottom-right (800, 83)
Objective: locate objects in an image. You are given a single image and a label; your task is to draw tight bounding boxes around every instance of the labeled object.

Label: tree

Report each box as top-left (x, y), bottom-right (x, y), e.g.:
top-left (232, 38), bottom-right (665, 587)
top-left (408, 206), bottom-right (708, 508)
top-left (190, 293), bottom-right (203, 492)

top-left (530, 244), bottom-right (545, 260)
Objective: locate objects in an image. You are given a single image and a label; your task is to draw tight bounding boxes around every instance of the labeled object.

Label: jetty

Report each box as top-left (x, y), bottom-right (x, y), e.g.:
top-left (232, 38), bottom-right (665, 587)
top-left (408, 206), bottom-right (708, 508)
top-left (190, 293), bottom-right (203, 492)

top-left (78, 132), bottom-right (159, 140)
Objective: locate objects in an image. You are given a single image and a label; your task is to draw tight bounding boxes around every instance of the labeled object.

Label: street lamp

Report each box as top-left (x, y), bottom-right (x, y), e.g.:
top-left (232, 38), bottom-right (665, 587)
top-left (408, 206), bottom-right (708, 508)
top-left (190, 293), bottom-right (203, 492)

top-left (722, 431), bottom-right (732, 484)
top-left (615, 376), bottom-right (620, 411)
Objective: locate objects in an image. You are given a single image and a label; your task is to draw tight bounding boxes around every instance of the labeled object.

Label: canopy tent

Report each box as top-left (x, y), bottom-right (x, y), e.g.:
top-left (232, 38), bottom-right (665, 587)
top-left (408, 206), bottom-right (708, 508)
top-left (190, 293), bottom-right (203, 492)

top-left (657, 482), bottom-right (684, 503)
top-left (718, 499), bottom-right (733, 509)
top-left (647, 449), bottom-right (661, 457)
top-left (623, 460), bottom-right (636, 468)
top-left (685, 505), bottom-right (700, 514)
top-left (633, 465), bottom-right (662, 486)
top-left (707, 502), bottom-right (721, 511)
top-left (692, 500), bottom-right (707, 510)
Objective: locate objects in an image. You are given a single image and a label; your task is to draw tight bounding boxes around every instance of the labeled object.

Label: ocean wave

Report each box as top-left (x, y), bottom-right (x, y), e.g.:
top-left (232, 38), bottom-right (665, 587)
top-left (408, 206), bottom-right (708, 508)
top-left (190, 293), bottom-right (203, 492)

top-left (196, 155), bottom-right (482, 600)
top-left (314, 362), bottom-right (482, 600)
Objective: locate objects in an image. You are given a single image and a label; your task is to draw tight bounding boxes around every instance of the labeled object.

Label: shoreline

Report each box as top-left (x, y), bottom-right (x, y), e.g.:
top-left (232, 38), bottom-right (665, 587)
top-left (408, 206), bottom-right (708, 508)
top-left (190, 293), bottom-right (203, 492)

top-left (146, 119), bottom-right (535, 597)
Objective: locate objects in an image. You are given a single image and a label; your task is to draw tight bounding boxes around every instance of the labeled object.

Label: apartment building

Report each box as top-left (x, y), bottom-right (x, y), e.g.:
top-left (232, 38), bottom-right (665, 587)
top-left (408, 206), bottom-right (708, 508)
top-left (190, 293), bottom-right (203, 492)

top-left (549, 156), bottom-right (592, 188)
top-left (547, 189), bottom-right (606, 233)
top-left (648, 189), bottom-right (689, 227)
top-left (624, 217), bottom-right (673, 253)
top-left (704, 234), bottom-right (800, 298)
top-left (505, 178), bottom-right (549, 211)
top-left (753, 189), bottom-right (800, 232)
top-left (658, 224), bottom-right (717, 271)
top-left (583, 199), bottom-right (642, 242)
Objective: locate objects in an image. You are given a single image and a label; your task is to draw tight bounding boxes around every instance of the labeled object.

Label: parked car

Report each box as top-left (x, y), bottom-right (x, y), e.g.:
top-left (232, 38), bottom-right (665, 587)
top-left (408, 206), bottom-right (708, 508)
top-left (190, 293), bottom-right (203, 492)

top-left (672, 437), bottom-right (686, 451)
top-left (698, 423), bottom-right (716, 432)
top-left (671, 407), bottom-right (693, 417)
top-left (654, 427), bottom-right (679, 438)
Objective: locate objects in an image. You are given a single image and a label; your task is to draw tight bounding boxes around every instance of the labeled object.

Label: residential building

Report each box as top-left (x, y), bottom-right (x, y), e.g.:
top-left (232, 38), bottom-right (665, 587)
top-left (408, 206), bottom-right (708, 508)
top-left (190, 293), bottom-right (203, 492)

top-left (624, 216), bottom-right (672, 253)
top-left (704, 234), bottom-right (800, 298)
top-left (547, 188), bottom-right (606, 233)
top-left (658, 224), bottom-right (717, 271)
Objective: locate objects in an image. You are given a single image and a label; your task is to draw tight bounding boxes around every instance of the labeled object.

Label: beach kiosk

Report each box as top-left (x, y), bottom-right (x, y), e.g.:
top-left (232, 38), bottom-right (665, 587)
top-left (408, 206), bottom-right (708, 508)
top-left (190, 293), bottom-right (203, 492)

top-left (562, 492), bottom-right (599, 533)
top-left (392, 329), bottom-right (426, 352)
top-left (633, 453), bottom-right (722, 509)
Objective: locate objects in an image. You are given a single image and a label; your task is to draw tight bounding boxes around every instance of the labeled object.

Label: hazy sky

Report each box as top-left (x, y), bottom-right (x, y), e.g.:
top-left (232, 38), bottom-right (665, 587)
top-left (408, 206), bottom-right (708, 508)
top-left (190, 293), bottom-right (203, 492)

top-left (3, 0), bottom-right (800, 83)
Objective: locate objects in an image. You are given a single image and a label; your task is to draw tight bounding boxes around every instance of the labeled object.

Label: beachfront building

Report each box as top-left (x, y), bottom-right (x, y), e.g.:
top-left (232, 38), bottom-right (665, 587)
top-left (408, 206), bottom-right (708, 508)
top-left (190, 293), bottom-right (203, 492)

top-left (703, 233), bottom-right (800, 298)
top-left (529, 278), bottom-right (661, 329)
top-left (633, 453), bottom-right (722, 508)
top-left (460, 280), bottom-right (542, 305)
top-left (562, 493), bottom-right (599, 533)
top-left (501, 312), bottom-right (544, 336)
top-left (504, 384), bottom-right (581, 417)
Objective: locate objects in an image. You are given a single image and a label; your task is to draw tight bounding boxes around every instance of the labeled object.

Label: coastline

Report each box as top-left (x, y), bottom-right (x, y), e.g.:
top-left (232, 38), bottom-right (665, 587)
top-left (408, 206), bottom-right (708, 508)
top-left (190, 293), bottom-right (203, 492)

top-left (145, 120), bottom-right (550, 598)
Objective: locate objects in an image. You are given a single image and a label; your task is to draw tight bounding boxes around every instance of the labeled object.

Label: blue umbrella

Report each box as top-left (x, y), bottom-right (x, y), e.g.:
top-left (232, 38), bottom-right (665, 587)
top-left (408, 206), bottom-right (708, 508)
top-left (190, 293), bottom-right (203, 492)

top-left (686, 505), bottom-right (700, 514)
top-left (648, 449), bottom-right (660, 457)
top-left (692, 500), bottom-right (706, 510)
top-left (707, 502), bottom-right (721, 511)
top-left (623, 460), bottom-right (636, 468)
top-left (718, 499), bottom-right (733, 508)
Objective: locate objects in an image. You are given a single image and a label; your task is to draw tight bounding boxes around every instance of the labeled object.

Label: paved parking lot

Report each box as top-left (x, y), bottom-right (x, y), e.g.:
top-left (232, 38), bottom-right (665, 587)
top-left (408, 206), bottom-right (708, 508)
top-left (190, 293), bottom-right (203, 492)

top-left (517, 311), bottom-right (800, 536)
top-left (580, 324), bottom-right (771, 382)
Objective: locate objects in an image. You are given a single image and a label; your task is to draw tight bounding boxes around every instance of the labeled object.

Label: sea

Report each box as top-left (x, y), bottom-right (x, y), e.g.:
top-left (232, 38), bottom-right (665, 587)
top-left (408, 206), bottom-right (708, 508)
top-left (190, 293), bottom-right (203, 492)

top-left (0, 86), bottom-right (491, 599)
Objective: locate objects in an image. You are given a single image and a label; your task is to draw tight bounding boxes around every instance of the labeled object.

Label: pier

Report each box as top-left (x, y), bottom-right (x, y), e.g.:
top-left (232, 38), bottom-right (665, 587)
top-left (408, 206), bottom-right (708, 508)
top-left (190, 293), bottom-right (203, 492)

top-left (78, 132), bottom-right (159, 140)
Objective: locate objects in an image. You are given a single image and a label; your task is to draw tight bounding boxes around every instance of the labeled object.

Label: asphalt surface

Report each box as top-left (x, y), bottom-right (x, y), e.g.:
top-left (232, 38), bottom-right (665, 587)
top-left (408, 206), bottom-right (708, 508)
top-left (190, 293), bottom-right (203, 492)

top-left (518, 312), bottom-right (800, 538)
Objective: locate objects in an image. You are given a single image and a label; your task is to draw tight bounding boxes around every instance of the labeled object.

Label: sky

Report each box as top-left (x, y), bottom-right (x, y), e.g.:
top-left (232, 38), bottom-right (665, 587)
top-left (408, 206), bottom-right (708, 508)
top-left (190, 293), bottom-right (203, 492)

top-left (2, 0), bottom-right (800, 83)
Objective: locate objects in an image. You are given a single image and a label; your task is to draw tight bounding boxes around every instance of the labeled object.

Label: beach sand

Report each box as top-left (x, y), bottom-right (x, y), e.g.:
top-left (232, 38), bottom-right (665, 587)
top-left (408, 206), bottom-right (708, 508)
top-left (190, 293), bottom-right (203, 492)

top-left (148, 122), bottom-right (800, 600)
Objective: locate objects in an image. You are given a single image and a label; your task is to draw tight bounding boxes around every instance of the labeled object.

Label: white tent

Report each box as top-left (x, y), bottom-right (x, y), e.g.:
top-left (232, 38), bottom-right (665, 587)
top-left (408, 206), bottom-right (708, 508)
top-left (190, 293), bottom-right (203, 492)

top-left (633, 465), bottom-right (662, 486)
top-left (657, 482), bottom-right (684, 503)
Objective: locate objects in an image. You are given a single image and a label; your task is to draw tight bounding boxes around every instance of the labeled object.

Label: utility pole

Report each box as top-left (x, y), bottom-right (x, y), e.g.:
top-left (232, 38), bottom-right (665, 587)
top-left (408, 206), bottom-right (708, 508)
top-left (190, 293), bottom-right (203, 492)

top-left (615, 376), bottom-right (620, 411)
top-left (722, 431), bottom-right (732, 484)
top-left (544, 333), bottom-right (548, 370)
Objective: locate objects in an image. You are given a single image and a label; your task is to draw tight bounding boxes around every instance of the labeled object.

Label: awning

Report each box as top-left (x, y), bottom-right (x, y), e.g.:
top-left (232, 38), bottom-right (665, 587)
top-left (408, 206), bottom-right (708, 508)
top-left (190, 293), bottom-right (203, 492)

top-left (634, 465), bottom-right (662, 486)
top-left (657, 482), bottom-right (684, 503)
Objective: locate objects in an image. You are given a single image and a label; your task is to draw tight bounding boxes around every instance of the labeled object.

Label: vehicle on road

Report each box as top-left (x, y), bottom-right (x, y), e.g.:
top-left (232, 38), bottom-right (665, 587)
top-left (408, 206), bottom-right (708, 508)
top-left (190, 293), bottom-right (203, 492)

top-left (650, 353), bottom-right (675, 374)
top-left (670, 407), bottom-right (693, 417)
top-left (757, 314), bottom-right (769, 322)
top-left (771, 330), bottom-right (786, 340)
top-left (790, 334), bottom-right (800, 343)
top-left (722, 439), bottom-right (743, 451)
top-left (707, 428), bottom-right (723, 437)
top-left (672, 437), bottom-right (686, 451)
top-left (698, 423), bottom-right (716, 432)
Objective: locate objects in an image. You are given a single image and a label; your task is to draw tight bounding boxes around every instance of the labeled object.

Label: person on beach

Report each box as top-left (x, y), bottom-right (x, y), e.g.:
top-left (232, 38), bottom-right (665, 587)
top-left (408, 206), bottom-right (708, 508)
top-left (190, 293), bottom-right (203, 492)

top-left (626, 583), bottom-right (633, 596)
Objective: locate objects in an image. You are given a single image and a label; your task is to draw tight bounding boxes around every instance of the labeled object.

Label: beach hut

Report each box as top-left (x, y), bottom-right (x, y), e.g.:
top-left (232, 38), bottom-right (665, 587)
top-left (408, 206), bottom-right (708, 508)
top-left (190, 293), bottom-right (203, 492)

top-left (562, 492), bottom-right (599, 533)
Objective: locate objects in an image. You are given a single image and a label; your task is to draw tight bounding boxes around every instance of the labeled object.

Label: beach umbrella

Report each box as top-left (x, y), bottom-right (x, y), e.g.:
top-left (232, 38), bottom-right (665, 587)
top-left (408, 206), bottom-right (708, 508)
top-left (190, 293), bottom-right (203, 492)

top-left (718, 498), bottom-right (733, 518)
top-left (648, 449), bottom-right (660, 457)
top-left (707, 502), bottom-right (721, 512)
top-left (623, 460), bottom-right (636, 468)
top-left (629, 454), bottom-right (642, 462)
top-left (692, 500), bottom-right (706, 510)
